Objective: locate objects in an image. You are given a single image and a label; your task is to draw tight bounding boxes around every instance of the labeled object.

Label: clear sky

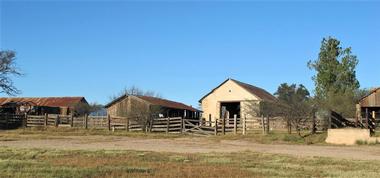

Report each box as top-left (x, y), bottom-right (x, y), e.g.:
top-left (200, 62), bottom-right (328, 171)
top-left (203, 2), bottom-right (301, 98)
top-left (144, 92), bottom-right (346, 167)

top-left (0, 1), bottom-right (379, 107)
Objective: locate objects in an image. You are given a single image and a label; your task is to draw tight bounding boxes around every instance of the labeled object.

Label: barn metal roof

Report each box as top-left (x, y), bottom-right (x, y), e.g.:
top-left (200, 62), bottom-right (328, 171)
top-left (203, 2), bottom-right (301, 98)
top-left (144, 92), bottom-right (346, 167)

top-left (199, 78), bottom-right (277, 103)
top-left (359, 87), bottom-right (380, 107)
top-left (136, 96), bottom-right (198, 112)
top-left (105, 95), bottom-right (198, 112)
top-left (0, 97), bottom-right (87, 107)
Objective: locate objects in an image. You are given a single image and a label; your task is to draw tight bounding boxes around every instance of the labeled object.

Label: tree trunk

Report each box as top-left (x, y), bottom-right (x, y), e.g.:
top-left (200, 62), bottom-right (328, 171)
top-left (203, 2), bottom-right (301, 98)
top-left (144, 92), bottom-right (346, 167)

top-left (287, 119), bottom-right (292, 134)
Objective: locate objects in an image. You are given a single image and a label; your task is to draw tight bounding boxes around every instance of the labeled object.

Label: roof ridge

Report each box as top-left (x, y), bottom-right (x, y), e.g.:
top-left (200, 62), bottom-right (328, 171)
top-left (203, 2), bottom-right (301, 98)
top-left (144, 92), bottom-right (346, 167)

top-left (136, 95), bottom-right (196, 109)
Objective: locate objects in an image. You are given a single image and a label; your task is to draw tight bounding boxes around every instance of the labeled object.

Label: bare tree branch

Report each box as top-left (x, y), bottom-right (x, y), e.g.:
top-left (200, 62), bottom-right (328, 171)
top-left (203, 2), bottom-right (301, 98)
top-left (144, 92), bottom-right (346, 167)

top-left (0, 50), bottom-right (22, 96)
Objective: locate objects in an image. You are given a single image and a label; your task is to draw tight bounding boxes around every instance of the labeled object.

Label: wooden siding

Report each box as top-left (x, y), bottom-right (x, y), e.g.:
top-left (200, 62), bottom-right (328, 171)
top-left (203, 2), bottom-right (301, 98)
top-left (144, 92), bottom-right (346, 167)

top-left (360, 88), bottom-right (380, 107)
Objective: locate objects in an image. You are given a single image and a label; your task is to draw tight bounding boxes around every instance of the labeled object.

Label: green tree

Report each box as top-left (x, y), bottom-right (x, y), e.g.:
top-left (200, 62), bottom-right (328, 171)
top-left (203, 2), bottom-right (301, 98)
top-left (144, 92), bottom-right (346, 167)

top-left (308, 37), bottom-right (360, 117)
top-left (0, 50), bottom-right (22, 95)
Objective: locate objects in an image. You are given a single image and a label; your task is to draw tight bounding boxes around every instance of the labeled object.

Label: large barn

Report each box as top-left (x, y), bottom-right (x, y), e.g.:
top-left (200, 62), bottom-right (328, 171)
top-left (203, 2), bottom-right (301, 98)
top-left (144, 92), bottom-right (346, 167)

top-left (199, 78), bottom-right (277, 121)
top-left (105, 95), bottom-right (200, 119)
top-left (0, 97), bottom-right (88, 115)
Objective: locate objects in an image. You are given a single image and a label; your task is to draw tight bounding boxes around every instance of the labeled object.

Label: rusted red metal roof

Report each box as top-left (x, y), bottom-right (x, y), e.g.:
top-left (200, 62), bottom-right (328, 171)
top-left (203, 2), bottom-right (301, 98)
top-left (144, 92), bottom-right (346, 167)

top-left (136, 96), bottom-right (198, 112)
top-left (0, 97), bottom-right (87, 107)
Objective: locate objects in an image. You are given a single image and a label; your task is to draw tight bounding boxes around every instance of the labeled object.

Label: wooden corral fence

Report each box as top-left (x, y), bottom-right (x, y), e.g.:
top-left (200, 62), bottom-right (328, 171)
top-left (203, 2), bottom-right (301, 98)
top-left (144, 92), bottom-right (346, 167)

top-left (182, 115), bottom-right (282, 135)
top-left (0, 114), bottom-right (25, 129)
top-left (0, 114), bottom-right (185, 134)
top-left (1, 113), bottom-right (329, 136)
top-left (151, 117), bottom-right (182, 133)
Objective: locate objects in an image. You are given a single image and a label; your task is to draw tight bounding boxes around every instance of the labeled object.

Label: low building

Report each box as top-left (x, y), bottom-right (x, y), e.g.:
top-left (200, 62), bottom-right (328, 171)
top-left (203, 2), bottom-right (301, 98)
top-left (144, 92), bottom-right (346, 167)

top-left (105, 95), bottom-right (200, 119)
top-left (358, 88), bottom-right (380, 122)
top-left (0, 97), bottom-right (88, 115)
top-left (199, 78), bottom-right (277, 121)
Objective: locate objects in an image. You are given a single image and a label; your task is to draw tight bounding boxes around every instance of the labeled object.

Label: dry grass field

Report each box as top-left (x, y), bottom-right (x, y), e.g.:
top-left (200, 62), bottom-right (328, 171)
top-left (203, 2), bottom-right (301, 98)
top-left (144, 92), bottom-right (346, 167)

top-left (1, 128), bottom-right (380, 178)
top-left (1, 147), bottom-right (380, 178)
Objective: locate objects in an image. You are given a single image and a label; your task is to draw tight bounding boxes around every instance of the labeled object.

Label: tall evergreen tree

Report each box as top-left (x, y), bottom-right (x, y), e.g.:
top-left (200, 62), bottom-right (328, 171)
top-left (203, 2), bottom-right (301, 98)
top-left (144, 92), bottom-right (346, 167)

top-left (308, 37), bottom-right (360, 117)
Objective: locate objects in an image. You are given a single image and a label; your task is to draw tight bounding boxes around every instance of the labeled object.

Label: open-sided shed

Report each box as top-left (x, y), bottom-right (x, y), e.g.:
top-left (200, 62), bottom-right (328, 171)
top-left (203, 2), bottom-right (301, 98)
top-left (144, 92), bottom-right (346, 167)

top-left (357, 88), bottom-right (380, 129)
top-left (105, 95), bottom-right (200, 119)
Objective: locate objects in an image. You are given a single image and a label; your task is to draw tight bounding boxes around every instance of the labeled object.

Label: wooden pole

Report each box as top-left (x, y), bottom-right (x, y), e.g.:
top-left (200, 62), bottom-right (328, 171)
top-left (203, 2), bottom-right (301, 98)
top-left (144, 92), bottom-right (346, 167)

top-left (55, 115), bottom-right (59, 127)
top-left (222, 118), bottom-right (225, 135)
top-left (44, 113), bottom-right (48, 128)
top-left (366, 108), bottom-right (369, 129)
top-left (261, 115), bottom-right (265, 134)
top-left (23, 113), bottom-right (28, 128)
top-left (107, 114), bottom-right (111, 131)
top-left (214, 118), bottom-right (218, 135)
top-left (266, 115), bottom-right (270, 134)
top-left (126, 118), bottom-right (129, 132)
top-left (209, 114), bottom-right (212, 127)
top-left (84, 114), bottom-right (88, 129)
top-left (355, 104), bottom-right (361, 128)
top-left (70, 114), bottom-right (74, 127)
top-left (166, 117), bottom-right (170, 134)
top-left (181, 117), bottom-right (184, 133)
top-left (242, 116), bottom-right (246, 135)
top-left (233, 114), bottom-right (237, 135)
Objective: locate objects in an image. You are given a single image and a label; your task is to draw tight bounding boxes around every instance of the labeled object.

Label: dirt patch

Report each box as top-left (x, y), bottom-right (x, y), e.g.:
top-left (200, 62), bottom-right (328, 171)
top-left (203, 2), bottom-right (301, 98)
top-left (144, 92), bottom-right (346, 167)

top-left (1, 135), bottom-right (380, 160)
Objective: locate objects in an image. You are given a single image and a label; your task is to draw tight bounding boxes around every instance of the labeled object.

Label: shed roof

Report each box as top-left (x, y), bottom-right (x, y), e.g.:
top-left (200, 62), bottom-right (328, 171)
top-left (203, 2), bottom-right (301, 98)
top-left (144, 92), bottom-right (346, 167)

top-left (359, 87), bottom-right (380, 102)
top-left (359, 87), bottom-right (380, 107)
top-left (105, 95), bottom-right (198, 112)
top-left (0, 97), bottom-right (87, 107)
top-left (199, 78), bottom-right (277, 103)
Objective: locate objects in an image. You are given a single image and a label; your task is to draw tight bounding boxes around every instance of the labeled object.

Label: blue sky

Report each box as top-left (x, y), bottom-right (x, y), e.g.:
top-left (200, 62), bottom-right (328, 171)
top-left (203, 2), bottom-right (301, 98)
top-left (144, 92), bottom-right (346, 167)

top-left (0, 1), bottom-right (379, 107)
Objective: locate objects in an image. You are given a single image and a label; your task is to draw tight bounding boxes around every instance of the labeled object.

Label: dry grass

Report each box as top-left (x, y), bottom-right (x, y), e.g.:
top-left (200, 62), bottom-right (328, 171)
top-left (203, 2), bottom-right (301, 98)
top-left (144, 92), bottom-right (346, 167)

top-left (0, 128), bottom-right (327, 145)
top-left (0, 147), bottom-right (379, 178)
top-left (0, 127), bottom-right (184, 140)
top-left (211, 130), bottom-right (328, 145)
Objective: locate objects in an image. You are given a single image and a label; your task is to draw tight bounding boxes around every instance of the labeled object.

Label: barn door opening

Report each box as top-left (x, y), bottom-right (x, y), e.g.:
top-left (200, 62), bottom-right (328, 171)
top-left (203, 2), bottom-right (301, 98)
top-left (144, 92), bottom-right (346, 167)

top-left (220, 102), bottom-right (241, 119)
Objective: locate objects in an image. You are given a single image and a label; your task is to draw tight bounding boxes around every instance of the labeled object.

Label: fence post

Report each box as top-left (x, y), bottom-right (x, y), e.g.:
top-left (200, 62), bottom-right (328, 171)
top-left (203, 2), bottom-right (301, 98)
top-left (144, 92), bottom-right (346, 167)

top-left (126, 118), bottom-right (129, 132)
top-left (107, 115), bottom-right (111, 131)
top-left (181, 117), bottom-right (184, 133)
top-left (55, 115), bottom-right (59, 127)
top-left (166, 117), bottom-right (170, 134)
top-left (209, 114), bottom-right (212, 127)
top-left (242, 116), bottom-right (246, 135)
top-left (214, 118), bottom-right (218, 135)
top-left (23, 113), bottom-right (28, 128)
top-left (222, 118), bottom-right (225, 135)
top-left (233, 114), bottom-right (237, 135)
top-left (44, 113), bottom-right (48, 128)
top-left (84, 114), bottom-right (88, 129)
top-left (366, 108), bottom-right (369, 129)
top-left (70, 114), bottom-right (74, 127)
top-left (261, 115), bottom-right (265, 134)
top-left (266, 115), bottom-right (270, 134)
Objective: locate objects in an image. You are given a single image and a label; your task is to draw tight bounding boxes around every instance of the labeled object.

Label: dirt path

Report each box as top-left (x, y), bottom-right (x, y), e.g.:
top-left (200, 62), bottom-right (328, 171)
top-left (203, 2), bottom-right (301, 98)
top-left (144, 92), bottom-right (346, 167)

top-left (1, 136), bottom-right (380, 160)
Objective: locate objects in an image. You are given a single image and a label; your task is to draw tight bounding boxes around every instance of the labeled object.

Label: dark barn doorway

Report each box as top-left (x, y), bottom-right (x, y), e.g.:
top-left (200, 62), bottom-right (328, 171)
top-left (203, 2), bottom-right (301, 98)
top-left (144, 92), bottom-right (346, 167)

top-left (220, 102), bottom-right (241, 119)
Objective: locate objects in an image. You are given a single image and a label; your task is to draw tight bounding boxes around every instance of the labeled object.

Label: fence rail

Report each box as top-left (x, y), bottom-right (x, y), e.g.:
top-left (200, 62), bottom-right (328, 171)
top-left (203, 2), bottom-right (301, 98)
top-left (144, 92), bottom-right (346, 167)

top-left (2, 112), bottom-right (363, 136)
